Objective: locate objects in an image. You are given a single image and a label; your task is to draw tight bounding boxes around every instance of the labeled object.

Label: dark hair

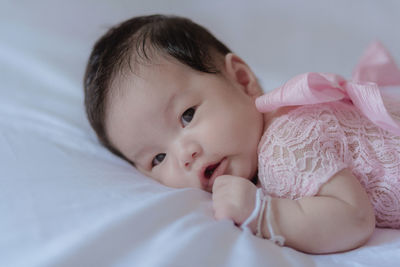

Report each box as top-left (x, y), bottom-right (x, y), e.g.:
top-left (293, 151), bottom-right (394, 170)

top-left (83, 14), bottom-right (231, 162)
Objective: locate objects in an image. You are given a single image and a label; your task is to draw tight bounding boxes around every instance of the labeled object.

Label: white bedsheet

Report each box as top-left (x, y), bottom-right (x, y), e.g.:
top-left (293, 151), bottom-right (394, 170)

top-left (1, 1), bottom-right (400, 266)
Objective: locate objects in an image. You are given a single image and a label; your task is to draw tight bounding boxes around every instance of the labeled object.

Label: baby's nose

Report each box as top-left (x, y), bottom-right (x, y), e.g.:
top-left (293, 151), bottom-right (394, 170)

top-left (183, 152), bottom-right (198, 167)
top-left (179, 142), bottom-right (201, 168)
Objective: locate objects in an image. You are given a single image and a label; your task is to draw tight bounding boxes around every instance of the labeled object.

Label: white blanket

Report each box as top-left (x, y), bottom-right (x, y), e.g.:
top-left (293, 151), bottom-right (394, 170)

top-left (1, 1), bottom-right (400, 266)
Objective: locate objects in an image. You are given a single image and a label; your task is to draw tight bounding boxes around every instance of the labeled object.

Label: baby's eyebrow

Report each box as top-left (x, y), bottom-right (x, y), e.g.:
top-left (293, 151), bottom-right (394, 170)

top-left (132, 147), bottom-right (149, 165)
top-left (164, 91), bottom-right (179, 114)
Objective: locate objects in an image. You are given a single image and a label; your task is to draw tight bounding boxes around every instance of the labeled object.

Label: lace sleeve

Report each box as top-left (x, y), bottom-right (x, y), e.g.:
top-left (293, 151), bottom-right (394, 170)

top-left (258, 104), bottom-right (348, 200)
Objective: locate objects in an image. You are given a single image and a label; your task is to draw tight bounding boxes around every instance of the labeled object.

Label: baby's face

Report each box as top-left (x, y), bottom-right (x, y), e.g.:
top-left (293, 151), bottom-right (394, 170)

top-left (106, 54), bottom-right (264, 193)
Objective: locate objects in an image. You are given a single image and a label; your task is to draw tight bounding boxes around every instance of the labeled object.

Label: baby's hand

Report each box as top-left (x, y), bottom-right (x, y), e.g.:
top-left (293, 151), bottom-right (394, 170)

top-left (212, 175), bottom-right (258, 231)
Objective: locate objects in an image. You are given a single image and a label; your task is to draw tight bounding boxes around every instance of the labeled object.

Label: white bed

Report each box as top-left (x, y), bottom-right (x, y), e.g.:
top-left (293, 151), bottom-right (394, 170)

top-left (2, 1), bottom-right (400, 266)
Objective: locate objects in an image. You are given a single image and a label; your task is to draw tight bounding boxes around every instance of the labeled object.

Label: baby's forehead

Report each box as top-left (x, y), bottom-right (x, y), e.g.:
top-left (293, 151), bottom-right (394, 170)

top-left (114, 52), bottom-right (210, 103)
top-left (107, 60), bottom-right (163, 102)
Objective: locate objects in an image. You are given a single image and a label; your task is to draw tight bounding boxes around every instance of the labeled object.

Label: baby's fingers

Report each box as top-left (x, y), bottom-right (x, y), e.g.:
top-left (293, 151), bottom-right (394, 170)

top-left (212, 194), bottom-right (235, 221)
top-left (211, 175), bottom-right (258, 225)
top-left (211, 175), bottom-right (231, 193)
top-left (212, 176), bottom-right (233, 221)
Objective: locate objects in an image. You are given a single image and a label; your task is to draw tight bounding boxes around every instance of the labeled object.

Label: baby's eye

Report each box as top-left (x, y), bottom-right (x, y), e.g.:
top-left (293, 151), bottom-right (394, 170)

top-left (152, 153), bottom-right (166, 167)
top-left (181, 107), bottom-right (196, 127)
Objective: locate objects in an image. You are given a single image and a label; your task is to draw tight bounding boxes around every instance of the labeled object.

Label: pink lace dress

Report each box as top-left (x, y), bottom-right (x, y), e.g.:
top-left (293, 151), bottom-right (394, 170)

top-left (256, 42), bottom-right (400, 228)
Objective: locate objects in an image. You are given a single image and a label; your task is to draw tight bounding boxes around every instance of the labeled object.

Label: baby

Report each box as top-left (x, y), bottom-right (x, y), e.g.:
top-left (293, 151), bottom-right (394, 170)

top-left (84, 14), bottom-right (400, 254)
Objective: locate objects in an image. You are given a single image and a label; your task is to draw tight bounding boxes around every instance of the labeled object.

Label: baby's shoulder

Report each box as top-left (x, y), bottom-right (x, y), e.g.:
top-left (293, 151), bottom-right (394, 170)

top-left (270, 101), bottom-right (360, 126)
top-left (260, 101), bottom-right (358, 145)
top-left (286, 100), bottom-right (357, 120)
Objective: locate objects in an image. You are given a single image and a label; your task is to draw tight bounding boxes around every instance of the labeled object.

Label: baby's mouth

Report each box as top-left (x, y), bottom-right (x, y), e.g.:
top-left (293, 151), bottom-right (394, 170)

top-left (199, 157), bottom-right (228, 191)
top-left (204, 162), bottom-right (221, 179)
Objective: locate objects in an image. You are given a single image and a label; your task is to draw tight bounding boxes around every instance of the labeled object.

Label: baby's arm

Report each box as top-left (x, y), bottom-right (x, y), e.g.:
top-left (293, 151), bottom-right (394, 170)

top-left (266, 168), bottom-right (375, 253)
top-left (212, 169), bottom-right (376, 254)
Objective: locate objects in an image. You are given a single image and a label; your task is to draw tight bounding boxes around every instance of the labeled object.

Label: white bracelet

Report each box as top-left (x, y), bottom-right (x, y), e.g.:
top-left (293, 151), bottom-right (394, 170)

top-left (256, 193), bottom-right (267, 237)
top-left (265, 194), bottom-right (285, 246)
top-left (241, 188), bottom-right (285, 246)
top-left (241, 188), bottom-right (263, 230)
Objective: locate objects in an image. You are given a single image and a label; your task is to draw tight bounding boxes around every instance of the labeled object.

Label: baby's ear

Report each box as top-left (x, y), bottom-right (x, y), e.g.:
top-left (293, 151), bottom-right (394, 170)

top-left (224, 53), bottom-right (262, 98)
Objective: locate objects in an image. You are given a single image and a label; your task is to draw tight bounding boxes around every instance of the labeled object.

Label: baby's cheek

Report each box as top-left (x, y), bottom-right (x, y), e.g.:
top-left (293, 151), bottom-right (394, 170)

top-left (158, 170), bottom-right (196, 189)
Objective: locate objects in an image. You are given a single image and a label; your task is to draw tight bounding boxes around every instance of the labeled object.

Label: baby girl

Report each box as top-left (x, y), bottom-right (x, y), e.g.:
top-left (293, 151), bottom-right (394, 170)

top-left (83, 14), bottom-right (400, 254)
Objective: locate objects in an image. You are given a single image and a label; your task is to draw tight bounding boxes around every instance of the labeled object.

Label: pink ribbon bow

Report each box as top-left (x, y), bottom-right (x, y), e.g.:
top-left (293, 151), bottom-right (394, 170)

top-left (255, 41), bottom-right (400, 135)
